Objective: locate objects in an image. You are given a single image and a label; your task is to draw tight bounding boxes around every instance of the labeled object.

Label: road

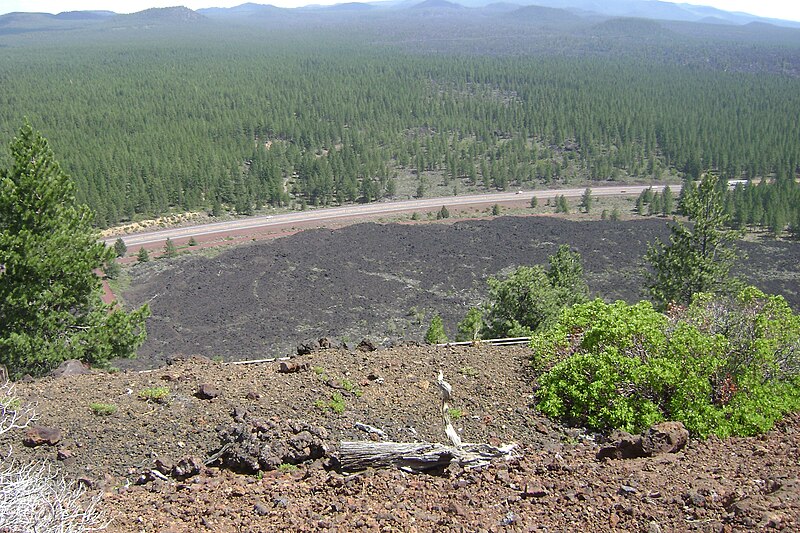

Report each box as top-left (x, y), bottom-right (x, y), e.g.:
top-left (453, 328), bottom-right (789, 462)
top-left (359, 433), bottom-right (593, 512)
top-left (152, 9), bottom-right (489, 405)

top-left (104, 184), bottom-right (676, 248)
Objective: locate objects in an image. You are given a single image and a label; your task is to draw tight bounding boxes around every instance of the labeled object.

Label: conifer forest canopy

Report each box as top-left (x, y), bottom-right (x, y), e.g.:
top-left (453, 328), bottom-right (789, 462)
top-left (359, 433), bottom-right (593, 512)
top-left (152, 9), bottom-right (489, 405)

top-left (1, 6), bottom-right (799, 227)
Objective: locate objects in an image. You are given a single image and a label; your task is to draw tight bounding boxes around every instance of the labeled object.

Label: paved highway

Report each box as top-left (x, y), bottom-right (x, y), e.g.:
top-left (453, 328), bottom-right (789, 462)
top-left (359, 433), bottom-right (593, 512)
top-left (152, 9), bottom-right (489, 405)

top-left (105, 184), bottom-right (676, 248)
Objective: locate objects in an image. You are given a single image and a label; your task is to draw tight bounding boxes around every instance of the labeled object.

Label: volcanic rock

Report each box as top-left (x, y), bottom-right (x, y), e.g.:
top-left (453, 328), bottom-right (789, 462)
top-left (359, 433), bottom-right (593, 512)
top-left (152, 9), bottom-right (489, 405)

top-left (23, 426), bottom-right (62, 447)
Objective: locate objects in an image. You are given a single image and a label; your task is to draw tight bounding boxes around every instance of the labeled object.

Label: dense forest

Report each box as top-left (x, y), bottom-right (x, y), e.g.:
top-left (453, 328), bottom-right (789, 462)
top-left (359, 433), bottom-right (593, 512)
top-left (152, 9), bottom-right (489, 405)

top-left (1, 5), bottom-right (799, 227)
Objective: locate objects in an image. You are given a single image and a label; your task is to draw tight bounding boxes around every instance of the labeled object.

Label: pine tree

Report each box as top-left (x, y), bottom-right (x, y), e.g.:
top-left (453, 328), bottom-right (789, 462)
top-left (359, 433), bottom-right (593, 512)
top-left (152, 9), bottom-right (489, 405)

top-left (425, 315), bottom-right (448, 344)
top-left (579, 188), bottom-right (593, 213)
top-left (113, 238), bottom-right (127, 258)
top-left (645, 174), bottom-right (744, 308)
top-left (0, 123), bottom-right (149, 378)
top-left (137, 247), bottom-right (150, 263)
top-left (456, 307), bottom-right (483, 342)
top-left (662, 185), bottom-right (674, 216)
top-left (163, 238), bottom-right (178, 258)
top-left (556, 195), bottom-right (569, 214)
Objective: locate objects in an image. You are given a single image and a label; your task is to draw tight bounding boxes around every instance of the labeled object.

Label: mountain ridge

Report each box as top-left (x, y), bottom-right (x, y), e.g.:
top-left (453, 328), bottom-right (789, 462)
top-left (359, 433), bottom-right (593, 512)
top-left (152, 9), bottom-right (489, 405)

top-left (1, 1), bottom-right (798, 28)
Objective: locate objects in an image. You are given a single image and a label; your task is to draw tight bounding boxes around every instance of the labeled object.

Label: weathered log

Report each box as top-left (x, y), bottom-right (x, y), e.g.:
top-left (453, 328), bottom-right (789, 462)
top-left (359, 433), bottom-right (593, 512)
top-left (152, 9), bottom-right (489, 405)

top-left (334, 440), bottom-right (516, 473)
top-left (334, 371), bottom-right (518, 473)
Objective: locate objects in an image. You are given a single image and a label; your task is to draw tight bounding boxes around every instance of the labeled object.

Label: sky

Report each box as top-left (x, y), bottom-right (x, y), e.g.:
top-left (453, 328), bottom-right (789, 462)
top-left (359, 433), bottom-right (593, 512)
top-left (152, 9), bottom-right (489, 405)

top-left (1, 0), bottom-right (799, 22)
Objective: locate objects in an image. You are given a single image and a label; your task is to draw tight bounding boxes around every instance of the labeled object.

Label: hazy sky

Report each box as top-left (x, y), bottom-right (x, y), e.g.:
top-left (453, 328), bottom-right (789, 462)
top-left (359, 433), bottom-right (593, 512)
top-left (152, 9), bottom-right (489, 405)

top-left (2, 0), bottom-right (799, 22)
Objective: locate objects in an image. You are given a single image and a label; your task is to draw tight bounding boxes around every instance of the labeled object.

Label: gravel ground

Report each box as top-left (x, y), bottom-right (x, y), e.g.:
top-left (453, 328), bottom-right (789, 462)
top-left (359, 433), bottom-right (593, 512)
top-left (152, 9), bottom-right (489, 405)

top-left (2, 344), bottom-right (797, 532)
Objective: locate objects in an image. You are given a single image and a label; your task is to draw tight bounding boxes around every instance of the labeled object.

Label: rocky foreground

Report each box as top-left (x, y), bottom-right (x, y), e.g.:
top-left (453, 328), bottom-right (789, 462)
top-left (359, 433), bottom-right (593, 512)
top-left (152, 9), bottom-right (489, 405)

top-left (2, 344), bottom-right (798, 531)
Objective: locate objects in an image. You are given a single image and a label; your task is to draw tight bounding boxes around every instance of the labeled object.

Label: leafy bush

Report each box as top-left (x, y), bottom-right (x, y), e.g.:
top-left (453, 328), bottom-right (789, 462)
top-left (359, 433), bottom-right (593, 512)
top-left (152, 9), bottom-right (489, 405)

top-left (532, 288), bottom-right (800, 437)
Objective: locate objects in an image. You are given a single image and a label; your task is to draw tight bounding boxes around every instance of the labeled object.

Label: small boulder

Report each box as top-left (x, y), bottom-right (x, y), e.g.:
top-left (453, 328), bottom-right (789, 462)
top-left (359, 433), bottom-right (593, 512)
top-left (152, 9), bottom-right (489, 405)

top-left (24, 426), bottom-right (62, 447)
top-left (522, 482), bottom-right (548, 498)
top-left (357, 338), bottom-right (376, 352)
top-left (172, 456), bottom-right (202, 480)
top-left (598, 422), bottom-right (689, 460)
top-left (57, 448), bottom-right (76, 466)
top-left (597, 430), bottom-right (645, 460)
top-left (196, 383), bottom-right (219, 400)
top-left (278, 361), bottom-right (309, 374)
top-left (641, 421), bottom-right (689, 455)
top-left (155, 456), bottom-right (175, 475)
top-left (50, 359), bottom-right (90, 378)
top-left (296, 340), bottom-right (321, 355)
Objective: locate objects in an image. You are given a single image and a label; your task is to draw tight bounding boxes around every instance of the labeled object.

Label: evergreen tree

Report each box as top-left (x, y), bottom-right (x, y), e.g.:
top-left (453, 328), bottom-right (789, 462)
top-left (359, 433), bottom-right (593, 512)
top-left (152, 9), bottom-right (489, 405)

top-left (137, 247), bottom-right (150, 263)
top-left (456, 307), bottom-right (483, 342)
top-left (579, 187), bottom-right (593, 213)
top-left (425, 314), bottom-right (448, 344)
top-left (113, 238), bottom-right (127, 258)
top-left (492, 204), bottom-right (502, 216)
top-left (0, 123), bottom-right (149, 378)
top-left (645, 174), bottom-right (743, 308)
top-left (649, 192), bottom-right (662, 216)
top-left (163, 238), bottom-right (178, 258)
top-left (662, 185), bottom-right (674, 216)
top-left (437, 205), bottom-right (450, 219)
top-left (483, 245), bottom-right (589, 337)
top-left (530, 196), bottom-right (538, 208)
top-left (211, 198), bottom-right (224, 217)
top-left (556, 195), bottom-right (569, 214)
top-left (547, 244), bottom-right (589, 307)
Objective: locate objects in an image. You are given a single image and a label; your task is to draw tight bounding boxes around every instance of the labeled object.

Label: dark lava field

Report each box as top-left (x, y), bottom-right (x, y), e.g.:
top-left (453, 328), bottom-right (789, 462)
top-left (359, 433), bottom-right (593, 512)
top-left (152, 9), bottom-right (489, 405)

top-left (121, 216), bottom-right (800, 369)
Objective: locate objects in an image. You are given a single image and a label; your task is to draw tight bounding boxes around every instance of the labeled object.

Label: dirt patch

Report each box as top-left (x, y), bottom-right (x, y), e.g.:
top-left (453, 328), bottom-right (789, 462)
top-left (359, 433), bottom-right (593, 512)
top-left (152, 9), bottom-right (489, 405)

top-left (120, 216), bottom-right (800, 370)
top-left (1, 345), bottom-right (797, 532)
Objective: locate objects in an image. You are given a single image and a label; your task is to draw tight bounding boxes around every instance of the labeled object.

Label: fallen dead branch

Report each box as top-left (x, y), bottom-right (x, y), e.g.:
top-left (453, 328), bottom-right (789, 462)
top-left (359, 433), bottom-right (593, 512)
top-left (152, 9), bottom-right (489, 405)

top-left (334, 371), bottom-right (518, 473)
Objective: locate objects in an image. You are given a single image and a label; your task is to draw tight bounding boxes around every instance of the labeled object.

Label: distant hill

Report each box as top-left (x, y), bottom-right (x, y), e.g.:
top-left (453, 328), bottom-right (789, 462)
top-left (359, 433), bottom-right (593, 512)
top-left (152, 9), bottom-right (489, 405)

top-left (325, 2), bottom-right (377, 11)
top-left (197, 3), bottom-right (288, 18)
top-left (411, 0), bottom-right (465, 10)
top-left (5, 1), bottom-right (793, 30)
top-left (54, 11), bottom-right (115, 21)
top-left (590, 16), bottom-right (674, 38)
top-left (508, 5), bottom-right (581, 24)
top-left (114, 6), bottom-right (207, 24)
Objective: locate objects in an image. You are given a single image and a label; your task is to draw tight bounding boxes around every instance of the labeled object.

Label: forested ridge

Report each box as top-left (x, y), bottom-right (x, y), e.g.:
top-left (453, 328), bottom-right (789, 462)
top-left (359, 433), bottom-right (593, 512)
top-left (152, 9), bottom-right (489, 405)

top-left (1, 6), bottom-right (799, 227)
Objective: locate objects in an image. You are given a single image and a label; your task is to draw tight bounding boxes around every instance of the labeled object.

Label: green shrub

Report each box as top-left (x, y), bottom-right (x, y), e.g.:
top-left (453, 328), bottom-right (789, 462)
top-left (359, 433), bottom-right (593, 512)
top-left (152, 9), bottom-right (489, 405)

top-left (89, 402), bottom-right (117, 416)
top-left (329, 392), bottom-right (346, 414)
top-left (138, 386), bottom-right (170, 403)
top-left (532, 288), bottom-right (800, 437)
top-left (458, 366), bottom-right (478, 378)
top-left (316, 392), bottom-right (347, 414)
top-left (447, 407), bottom-right (463, 420)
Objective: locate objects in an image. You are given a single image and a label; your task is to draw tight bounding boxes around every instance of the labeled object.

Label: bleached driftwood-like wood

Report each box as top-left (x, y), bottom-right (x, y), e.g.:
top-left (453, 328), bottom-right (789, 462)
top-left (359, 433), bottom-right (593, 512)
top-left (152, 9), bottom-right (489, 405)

top-left (336, 440), bottom-right (517, 473)
top-left (437, 370), bottom-right (462, 448)
top-left (334, 371), bottom-right (518, 473)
